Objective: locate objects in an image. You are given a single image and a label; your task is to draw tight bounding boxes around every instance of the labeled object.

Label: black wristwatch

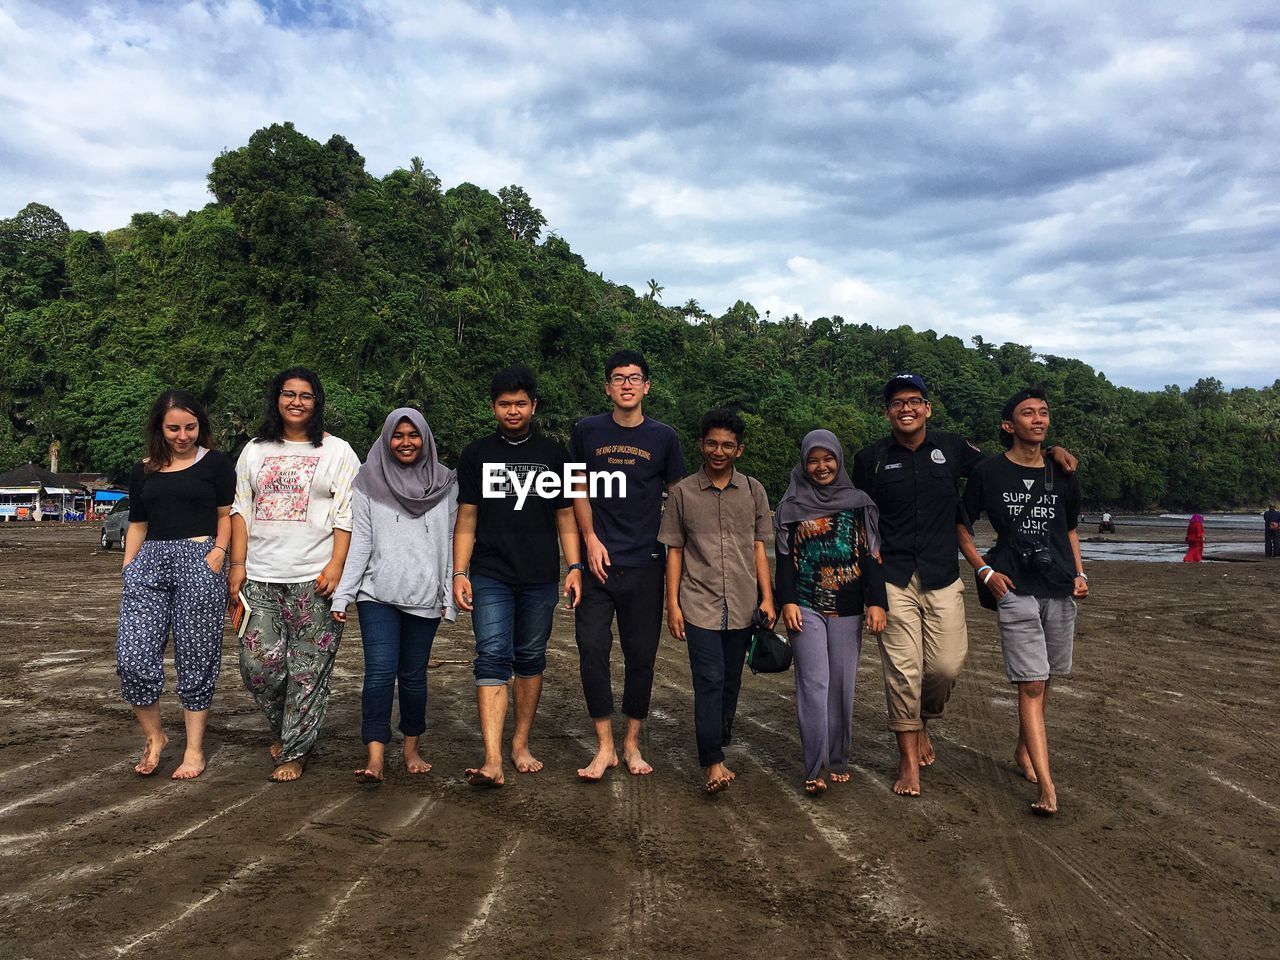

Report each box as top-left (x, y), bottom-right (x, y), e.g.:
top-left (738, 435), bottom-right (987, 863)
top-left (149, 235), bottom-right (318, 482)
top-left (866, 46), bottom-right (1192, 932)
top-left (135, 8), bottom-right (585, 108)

top-left (567, 562), bottom-right (587, 573)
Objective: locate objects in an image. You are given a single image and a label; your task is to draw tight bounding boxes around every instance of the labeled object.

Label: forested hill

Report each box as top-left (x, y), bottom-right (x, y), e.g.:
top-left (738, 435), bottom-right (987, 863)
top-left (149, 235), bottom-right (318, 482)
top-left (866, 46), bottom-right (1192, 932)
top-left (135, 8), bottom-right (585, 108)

top-left (1, 123), bottom-right (1277, 509)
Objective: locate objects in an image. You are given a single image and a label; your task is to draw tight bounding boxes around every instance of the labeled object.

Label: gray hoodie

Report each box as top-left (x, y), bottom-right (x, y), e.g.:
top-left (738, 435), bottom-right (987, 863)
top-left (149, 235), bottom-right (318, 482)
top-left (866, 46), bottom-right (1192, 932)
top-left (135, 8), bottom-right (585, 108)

top-left (332, 486), bottom-right (457, 620)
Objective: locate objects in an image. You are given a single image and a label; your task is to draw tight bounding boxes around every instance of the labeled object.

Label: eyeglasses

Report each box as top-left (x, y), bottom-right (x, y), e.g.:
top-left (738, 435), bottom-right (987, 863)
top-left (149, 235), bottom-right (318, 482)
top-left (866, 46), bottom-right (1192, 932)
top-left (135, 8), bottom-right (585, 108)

top-left (701, 440), bottom-right (740, 453)
top-left (607, 373), bottom-right (647, 386)
top-left (279, 390), bottom-right (317, 404)
top-left (889, 397), bottom-right (927, 411)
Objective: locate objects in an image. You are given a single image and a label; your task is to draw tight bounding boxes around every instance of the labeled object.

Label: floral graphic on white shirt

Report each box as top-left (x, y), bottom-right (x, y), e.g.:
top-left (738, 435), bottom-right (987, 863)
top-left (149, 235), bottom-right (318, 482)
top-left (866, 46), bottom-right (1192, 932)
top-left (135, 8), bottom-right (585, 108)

top-left (255, 456), bottom-right (320, 522)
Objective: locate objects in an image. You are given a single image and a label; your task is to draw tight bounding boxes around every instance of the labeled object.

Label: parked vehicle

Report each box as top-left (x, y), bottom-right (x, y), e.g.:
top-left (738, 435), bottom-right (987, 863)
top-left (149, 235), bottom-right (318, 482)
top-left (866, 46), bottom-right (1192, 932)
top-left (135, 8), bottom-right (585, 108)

top-left (100, 499), bottom-right (131, 549)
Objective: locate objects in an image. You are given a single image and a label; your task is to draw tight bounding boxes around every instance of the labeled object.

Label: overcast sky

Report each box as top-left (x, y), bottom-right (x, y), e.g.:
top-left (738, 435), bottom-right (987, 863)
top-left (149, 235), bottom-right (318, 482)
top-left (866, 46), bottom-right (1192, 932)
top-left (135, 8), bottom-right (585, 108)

top-left (2, 0), bottom-right (1278, 390)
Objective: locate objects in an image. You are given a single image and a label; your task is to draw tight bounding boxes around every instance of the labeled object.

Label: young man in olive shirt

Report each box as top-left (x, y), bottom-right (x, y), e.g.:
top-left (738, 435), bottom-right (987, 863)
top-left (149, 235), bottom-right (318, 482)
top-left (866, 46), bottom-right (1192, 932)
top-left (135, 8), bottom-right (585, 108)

top-left (659, 409), bottom-right (775, 794)
top-left (852, 373), bottom-right (1075, 797)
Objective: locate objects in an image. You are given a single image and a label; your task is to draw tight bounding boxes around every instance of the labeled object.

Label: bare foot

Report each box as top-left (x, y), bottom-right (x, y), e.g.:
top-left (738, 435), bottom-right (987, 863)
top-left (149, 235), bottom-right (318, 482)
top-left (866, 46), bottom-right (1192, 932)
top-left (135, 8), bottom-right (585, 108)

top-left (403, 748), bottom-right (431, 775)
top-left (622, 748), bottom-right (653, 776)
top-left (134, 734), bottom-right (168, 776)
top-left (804, 777), bottom-right (827, 795)
top-left (706, 762), bottom-right (734, 791)
top-left (270, 760), bottom-right (303, 782)
top-left (893, 756), bottom-right (921, 796)
top-left (464, 763), bottom-right (504, 788)
top-left (1014, 744), bottom-right (1038, 783)
top-left (917, 727), bottom-right (936, 767)
top-left (1030, 782), bottom-right (1058, 815)
top-left (511, 746), bottom-right (543, 774)
top-left (354, 757), bottom-right (384, 783)
top-left (269, 741), bottom-right (283, 760)
top-left (829, 770), bottom-right (851, 783)
top-left (577, 748), bottom-right (619, 782)
top-left (171, 749), bottom-right (205, 780)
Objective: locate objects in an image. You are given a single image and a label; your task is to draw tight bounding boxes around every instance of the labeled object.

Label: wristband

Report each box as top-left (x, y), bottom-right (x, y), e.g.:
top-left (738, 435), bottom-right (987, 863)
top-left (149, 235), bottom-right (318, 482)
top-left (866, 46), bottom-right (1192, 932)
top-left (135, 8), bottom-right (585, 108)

top-left (209, 545), bottom-right (226, 555)
top-left (982, 569), bottom-right (995, 584)
top-left (1075, 571), bottom-right (1088, 582)
top-left (453, 571), bottom-right (470, 578)
top-left (976, 564), bottom-right (991, 575)
top-left (229, 561), bottom-right (246, 567)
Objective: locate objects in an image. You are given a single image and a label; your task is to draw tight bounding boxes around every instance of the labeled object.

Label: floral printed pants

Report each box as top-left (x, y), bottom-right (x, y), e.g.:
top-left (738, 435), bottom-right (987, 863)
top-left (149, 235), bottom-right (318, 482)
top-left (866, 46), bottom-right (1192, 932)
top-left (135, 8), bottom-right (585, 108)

top-left (239, 579), bottom-right (343, 765)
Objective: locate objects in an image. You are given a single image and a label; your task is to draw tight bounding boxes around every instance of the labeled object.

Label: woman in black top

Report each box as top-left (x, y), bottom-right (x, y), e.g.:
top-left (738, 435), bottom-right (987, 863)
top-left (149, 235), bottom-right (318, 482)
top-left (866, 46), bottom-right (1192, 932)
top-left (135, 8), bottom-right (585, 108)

top-left (116, 390), bottom-right (235, 778)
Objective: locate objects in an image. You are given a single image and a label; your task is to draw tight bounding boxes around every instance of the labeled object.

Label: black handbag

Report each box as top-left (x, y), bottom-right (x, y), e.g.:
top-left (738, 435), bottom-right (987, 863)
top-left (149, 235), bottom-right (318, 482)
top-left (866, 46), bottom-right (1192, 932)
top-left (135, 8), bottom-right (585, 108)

top-left (746, 610), bottom-right (793, 674)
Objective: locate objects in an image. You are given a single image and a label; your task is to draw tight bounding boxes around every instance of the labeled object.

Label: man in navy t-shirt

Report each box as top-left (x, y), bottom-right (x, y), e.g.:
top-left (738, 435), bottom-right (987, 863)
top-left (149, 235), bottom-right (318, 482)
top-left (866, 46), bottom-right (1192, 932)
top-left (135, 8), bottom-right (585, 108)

top-left (570, 350), bottom-right (685, 780)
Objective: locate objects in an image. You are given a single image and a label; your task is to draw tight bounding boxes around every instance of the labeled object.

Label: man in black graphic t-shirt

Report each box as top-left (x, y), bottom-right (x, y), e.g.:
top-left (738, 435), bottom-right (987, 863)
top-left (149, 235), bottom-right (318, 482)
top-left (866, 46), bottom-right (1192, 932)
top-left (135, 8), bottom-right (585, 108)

top-left (959, 388), bottom-right (1089, 816)
top-left (454, 366), bottom-right (584, 788)
top-left (570, 350), bottom-right (685, 781)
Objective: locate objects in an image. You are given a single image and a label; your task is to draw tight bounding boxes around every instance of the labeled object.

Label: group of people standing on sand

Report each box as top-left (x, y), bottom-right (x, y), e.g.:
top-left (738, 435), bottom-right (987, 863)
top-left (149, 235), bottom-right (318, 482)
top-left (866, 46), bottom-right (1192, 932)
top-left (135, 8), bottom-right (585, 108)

top-left (113, 352), bottom-right (1090, 815)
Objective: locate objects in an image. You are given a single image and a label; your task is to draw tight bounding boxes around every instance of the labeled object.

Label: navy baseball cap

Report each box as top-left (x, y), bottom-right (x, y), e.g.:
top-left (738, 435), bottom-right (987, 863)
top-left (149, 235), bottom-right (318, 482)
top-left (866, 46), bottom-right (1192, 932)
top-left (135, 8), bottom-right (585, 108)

top-left (883, 373), bottom-right (928, 404)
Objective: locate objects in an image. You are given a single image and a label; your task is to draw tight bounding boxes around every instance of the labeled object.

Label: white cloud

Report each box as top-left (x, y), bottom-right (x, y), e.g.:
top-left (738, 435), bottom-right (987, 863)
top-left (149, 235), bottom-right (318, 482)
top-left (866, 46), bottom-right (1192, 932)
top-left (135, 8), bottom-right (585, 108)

top-left (1, 0), bottom-right (1278, 389)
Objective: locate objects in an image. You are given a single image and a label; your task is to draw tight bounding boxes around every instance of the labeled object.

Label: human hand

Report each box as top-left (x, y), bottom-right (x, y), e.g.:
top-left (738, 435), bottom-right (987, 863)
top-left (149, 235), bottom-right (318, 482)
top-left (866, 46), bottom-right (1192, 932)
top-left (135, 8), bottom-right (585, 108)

top-left (988, 571), bottom-right (1015, 600)
top-left (1073, 574), bottom-right (1089, 599)
top-left (453, 574), bottom-right (473, 612)
top-left (332, 608), bottom-right (347, 623)
top-left (757, 598), bottom-right (777, 627)
top-left (1049, 445), bottom-right (1078, 475)
top-left (782, 603), bottom-right (803, 633)
top-left (864, 605), bottom-right (887, 633)
top-left (586, 536), bottom-right (611, 583)
top-left (315, 560), bottom-right (343, 598)
top-left (563, 569), bottom-right (582, 609)
top-left (228, 566), bottom-right (246, 599)
top-left (667, 604), bottom-right (686, 641)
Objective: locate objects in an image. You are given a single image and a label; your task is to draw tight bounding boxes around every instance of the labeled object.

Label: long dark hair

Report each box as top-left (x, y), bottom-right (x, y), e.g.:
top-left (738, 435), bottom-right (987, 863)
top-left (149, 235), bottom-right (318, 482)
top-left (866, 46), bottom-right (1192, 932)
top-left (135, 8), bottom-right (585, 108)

top-left (143, 390), bottom-right (213, 474)
top-left (255, 366), bottom-right (326, 447)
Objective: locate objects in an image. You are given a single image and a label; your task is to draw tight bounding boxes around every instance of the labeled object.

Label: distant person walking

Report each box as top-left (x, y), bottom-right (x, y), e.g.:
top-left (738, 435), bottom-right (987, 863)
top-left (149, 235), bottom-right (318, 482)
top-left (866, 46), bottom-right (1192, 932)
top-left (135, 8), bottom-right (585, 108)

top-left (115, 389), bottom-right (234, 779)
top-left (776, 430), bottom-right (887, 796)
top-left (1183, 514), bottom-right (1205, 563)
top-left (958, 388), bottom-right (1088, 815)
top-left (228, 367), bottom-right (361, 782)
top-left (332, 407), bottom-right (457, 784)
top-left (1264, 504), bottom-right (1280, 558)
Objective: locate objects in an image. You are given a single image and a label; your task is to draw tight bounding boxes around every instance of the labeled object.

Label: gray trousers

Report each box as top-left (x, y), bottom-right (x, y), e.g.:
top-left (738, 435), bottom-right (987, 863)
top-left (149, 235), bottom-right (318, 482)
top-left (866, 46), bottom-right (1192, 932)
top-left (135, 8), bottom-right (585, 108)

top-left (790, 605), bottom-right (863, 780)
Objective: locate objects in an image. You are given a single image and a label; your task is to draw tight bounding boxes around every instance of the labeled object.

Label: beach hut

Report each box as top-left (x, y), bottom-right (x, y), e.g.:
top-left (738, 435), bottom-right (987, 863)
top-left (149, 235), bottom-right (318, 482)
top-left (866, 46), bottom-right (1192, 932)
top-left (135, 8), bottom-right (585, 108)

top-left (0, 463), bottom-right (90, 521)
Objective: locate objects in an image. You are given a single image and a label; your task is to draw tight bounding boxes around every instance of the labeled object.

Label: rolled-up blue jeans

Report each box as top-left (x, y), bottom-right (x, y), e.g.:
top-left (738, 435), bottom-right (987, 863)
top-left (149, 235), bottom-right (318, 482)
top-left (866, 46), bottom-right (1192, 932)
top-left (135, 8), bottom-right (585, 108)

top-left (471, 575), bottom-right (559, 686)
top-left (356, 601), bottom-right (440, 745)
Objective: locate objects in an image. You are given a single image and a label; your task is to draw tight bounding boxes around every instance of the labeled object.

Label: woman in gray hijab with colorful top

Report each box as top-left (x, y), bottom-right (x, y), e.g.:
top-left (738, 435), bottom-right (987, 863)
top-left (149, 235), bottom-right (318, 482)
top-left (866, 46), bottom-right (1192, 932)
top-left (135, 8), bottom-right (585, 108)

top-left (774, 430), bottom-right (888, 795)
top-left (332, 408), bottom-right (458, 783)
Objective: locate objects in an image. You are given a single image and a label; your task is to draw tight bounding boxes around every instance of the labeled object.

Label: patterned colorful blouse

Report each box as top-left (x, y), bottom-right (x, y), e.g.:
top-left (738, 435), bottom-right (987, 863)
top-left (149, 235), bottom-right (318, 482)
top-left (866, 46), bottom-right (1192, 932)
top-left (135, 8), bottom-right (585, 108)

top-left (775, 508), bottom-right (886, 617)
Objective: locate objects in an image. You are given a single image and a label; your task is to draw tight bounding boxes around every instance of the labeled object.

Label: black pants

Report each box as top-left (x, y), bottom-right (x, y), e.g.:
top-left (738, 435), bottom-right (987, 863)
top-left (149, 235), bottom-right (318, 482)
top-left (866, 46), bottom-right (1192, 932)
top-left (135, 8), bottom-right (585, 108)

top-left (1266, 529), bottom-right (1279, 558)
top-left (575, 565), bottom-right (664, 719)
top-left (684, 623), bottom-right (751, 767)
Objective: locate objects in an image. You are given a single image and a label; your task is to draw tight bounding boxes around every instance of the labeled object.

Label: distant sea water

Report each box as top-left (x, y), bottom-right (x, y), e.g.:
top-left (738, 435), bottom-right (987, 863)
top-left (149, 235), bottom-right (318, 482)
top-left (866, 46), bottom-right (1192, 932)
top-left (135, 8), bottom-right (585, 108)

top-left (1081, 512), bottom-right (1266, 562)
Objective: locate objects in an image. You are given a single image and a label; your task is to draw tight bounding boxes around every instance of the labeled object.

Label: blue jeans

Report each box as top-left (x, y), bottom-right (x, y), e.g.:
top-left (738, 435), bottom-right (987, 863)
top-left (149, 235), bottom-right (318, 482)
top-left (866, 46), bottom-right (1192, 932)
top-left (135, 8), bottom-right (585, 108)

top-left (357, 601), bottom-right (441, 745)
top-left (471, 575), bottom-right (559, 685)
top-left (684, 623), bottom-right (752, 767)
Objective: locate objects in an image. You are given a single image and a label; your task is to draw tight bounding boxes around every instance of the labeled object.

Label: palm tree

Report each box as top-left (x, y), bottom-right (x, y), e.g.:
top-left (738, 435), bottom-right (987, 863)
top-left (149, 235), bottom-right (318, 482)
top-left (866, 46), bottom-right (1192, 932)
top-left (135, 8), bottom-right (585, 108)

top-left (645, 278), bottom-right (664, 302)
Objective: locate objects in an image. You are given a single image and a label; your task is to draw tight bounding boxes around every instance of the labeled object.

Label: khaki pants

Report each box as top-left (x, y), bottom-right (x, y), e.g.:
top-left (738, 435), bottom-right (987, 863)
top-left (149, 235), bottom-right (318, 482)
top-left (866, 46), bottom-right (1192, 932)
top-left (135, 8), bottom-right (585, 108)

top-left (877, 574), bottom-right (968, 732)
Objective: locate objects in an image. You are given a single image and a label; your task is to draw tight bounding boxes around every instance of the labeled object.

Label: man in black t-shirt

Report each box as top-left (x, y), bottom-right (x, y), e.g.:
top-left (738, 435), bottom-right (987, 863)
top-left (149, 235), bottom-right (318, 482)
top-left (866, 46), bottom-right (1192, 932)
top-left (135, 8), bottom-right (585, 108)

top-left (1263, 504), bottom-right (1280, 558)
top-left (454, 366), bottom-right (584, 787)
top-left (570, 350), bottom-right (685, 781)
top-left (958, 388), bottom-right (1089, 815)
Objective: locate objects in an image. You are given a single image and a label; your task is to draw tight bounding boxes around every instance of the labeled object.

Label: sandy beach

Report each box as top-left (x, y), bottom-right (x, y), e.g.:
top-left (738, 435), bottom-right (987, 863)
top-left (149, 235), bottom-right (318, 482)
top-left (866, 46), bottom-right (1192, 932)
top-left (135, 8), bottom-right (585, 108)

top-left (0, 522), bottom-right (1276, 959)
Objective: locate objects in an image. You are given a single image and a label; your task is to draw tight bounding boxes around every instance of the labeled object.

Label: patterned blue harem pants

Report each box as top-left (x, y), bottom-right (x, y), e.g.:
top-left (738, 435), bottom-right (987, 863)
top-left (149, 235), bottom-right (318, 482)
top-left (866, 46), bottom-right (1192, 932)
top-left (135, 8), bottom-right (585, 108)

top-left (116, 539), bottom-right (228, 711)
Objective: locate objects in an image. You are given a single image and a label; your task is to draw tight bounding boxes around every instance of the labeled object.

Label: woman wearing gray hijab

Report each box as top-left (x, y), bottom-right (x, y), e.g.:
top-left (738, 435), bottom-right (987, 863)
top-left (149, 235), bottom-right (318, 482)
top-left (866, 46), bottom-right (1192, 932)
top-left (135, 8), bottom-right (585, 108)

top-left (333, 408), bottom-right (458, 783)
top-left (774, 430), bottom-right (888, 795)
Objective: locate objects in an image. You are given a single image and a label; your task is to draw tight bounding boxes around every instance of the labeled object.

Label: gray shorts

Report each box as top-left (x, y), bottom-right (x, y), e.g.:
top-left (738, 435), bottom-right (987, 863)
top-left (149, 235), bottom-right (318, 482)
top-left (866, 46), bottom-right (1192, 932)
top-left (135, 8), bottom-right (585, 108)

top-left (995, 593), bottom-right (1076, 683)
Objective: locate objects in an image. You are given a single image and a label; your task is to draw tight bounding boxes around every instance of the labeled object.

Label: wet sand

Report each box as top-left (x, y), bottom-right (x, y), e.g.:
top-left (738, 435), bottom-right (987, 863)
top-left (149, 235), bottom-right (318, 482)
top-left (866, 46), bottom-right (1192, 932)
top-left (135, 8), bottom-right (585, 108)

top-left (0, 523), bottom-right (1277, 959)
